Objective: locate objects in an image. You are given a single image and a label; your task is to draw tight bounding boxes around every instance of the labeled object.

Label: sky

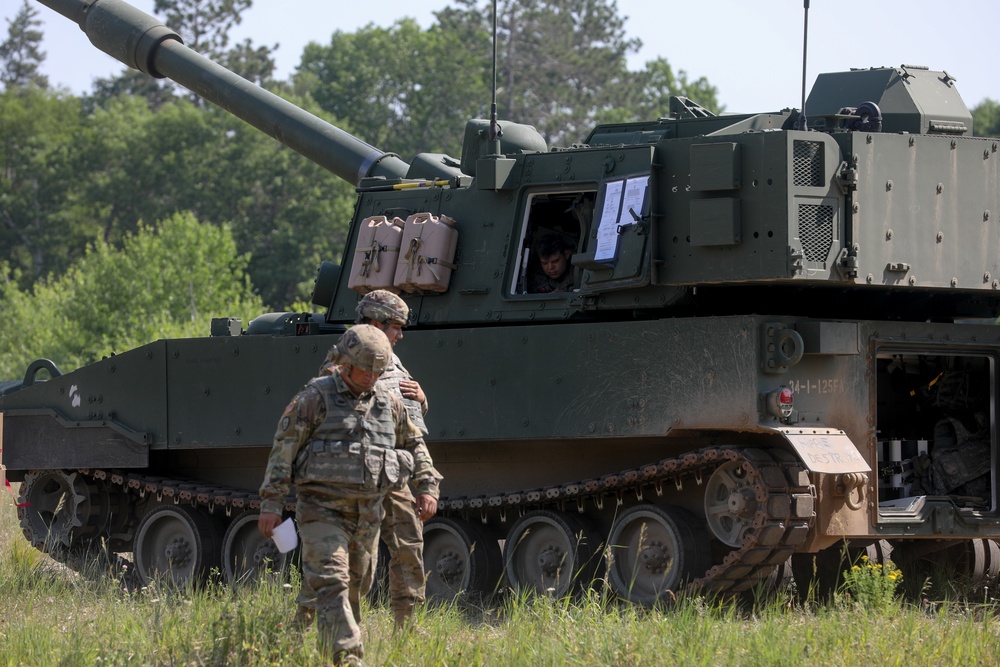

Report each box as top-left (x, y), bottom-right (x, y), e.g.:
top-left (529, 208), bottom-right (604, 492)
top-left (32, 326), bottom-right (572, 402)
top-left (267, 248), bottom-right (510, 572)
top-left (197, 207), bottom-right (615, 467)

top-left (6, 0), bottom-right (999, 115)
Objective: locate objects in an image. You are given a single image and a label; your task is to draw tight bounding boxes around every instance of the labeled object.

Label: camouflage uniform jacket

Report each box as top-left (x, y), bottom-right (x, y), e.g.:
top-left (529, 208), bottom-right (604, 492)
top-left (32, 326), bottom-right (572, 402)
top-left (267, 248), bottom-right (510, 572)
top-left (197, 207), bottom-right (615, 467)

top-left (375, 353), bottom-right (428, 435)
top-left (259, 369), bottom-right (439, 515)
top-left (529, 270), bottom-right (574, 294)
top-left (320, 352), bottom-right (427, 435)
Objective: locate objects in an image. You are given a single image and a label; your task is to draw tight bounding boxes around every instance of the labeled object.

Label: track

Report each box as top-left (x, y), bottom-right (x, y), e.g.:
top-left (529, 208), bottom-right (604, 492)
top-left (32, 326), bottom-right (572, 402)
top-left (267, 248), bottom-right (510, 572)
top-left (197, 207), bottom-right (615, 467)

top-left (436, 446), bottom-right (815, 594)
top-left (18, 446), bottom-right (815, 596)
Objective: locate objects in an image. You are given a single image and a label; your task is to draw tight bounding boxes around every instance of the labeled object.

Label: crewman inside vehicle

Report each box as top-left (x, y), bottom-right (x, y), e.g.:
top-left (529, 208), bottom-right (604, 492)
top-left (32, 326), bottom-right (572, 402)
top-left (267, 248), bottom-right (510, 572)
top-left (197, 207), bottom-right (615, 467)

top-left (529, 234), bottom-right (575, 293)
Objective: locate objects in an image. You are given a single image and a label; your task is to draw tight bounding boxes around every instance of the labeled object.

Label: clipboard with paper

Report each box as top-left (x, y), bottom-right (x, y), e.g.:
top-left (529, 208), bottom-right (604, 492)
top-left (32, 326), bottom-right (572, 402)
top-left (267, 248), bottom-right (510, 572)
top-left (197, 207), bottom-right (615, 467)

top-left (577, 174), bottom-right (650, 269)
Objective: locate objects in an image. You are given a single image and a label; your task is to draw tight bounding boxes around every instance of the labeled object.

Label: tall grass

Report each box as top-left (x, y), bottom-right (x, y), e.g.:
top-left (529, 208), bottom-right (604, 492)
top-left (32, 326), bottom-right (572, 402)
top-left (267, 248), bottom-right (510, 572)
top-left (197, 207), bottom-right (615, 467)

top-left (3, 489), bottom-right (1000, 666)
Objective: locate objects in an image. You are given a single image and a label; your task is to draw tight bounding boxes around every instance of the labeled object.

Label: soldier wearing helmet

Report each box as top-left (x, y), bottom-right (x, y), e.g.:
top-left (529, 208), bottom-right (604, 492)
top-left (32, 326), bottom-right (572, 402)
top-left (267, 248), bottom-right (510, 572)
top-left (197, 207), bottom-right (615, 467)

top-left (343, 289), bottom-right (427, 421)
top-left (312, 290), bottom-right (436, 631)
top-left (258, 324), bottom-right (439, 665)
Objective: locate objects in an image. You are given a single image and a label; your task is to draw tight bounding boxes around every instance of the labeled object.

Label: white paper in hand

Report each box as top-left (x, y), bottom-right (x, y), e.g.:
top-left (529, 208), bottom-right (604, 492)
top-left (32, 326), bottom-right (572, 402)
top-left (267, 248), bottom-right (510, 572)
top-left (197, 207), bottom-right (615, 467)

top-left (271, 517), bottom-right (298, 553)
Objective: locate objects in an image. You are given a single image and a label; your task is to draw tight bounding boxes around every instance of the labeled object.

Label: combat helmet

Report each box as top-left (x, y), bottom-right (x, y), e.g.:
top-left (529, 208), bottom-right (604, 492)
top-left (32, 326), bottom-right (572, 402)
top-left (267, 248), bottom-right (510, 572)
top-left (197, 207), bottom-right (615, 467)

top-left (333, 324), bottom-right (392, 373)
top-left (356, 289), bottom-right (409, 325)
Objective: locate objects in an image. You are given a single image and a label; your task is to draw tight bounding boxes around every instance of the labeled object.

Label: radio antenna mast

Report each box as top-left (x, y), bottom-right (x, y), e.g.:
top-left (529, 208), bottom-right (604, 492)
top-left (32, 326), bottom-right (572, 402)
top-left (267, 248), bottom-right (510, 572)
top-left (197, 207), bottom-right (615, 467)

top-left (489, 0), bottom-right (501, 153)
top-left (798, 0), bottom-right (811, 130)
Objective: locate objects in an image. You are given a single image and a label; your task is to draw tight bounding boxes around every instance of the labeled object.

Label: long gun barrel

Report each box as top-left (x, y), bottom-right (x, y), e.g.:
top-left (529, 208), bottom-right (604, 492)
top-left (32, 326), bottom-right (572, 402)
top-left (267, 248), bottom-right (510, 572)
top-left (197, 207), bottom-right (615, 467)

top-left (37, 0), bottom-right (410, 185)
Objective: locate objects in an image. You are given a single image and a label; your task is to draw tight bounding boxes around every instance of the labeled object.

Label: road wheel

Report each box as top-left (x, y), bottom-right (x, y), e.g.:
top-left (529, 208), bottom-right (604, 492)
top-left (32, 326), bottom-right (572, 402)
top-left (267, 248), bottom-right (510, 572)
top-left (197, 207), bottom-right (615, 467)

top-left (504, 510), bottom-right (600, 597)
top-left (221, 510), bottom-right (289, 585)
top-left (423, 517), bottom-right (502, 601)
top-left (134, 504), bottom-right (220, 587)
top-left (607, 505), bottom-right (710, 605)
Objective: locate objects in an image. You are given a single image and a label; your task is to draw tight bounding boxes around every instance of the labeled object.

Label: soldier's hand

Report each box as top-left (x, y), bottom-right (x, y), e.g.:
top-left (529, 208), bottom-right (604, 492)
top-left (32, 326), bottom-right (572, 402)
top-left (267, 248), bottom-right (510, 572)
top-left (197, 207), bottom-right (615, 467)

top-left (258, 512), bottom-right (283, 538)
top-left (415, 493), bottom-right (438, 521)
top-left (399, 379), bottom-right (426, 406)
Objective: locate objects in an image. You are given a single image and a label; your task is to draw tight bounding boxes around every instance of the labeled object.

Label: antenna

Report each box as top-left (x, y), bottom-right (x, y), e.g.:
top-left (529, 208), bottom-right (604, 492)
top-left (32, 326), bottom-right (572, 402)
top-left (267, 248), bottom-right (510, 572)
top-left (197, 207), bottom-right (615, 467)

top-left (489, 0), bottom-right (501, 153)
top-left (478, 0), bottom-right (515, 189)
top-left (798, 0), bottom-right (810, 130)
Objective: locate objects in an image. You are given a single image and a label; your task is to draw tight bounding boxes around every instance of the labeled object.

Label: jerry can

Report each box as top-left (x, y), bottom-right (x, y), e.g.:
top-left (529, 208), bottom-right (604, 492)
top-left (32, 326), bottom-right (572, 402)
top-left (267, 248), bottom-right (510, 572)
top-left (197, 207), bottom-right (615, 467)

top-left (393, 212), bottom-right (459, 293)
top-left (348, 216), bottom-right (404, 294)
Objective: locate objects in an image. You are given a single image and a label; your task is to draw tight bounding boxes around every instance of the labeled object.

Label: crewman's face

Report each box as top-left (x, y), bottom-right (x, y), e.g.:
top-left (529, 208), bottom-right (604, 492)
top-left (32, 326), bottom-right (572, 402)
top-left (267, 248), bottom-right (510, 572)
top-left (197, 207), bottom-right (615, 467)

top-left (342, 364), bottom-right (383, 393)
top-left (371, 319), bottom-right (404, 346)
top-left (540, 250), bottom-right (571, 279)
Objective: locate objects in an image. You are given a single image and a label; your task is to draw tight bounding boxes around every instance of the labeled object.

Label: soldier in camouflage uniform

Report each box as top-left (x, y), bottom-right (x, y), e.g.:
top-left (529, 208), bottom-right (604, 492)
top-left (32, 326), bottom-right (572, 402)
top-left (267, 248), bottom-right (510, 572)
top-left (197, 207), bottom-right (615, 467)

top-left (351, 290), bottom-right (433, 628)
top-left (258, 325), bottom-right (440, 666)
top-left (309, 290), bottom-right (435, 629)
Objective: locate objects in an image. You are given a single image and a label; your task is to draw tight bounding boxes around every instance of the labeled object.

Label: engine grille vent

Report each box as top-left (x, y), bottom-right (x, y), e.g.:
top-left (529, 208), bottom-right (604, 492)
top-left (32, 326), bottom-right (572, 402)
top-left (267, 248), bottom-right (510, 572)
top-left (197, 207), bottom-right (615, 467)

top-left (798, 204), bottom-right (834, 262)
top-left (793, 140), bottom-right (824, 187)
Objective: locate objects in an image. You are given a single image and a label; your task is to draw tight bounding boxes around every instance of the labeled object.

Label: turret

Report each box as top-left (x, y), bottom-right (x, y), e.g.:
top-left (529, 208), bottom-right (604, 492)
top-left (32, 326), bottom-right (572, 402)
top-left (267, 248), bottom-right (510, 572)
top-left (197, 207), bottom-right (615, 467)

top-left (35, 0), bottom-right (1000, 324)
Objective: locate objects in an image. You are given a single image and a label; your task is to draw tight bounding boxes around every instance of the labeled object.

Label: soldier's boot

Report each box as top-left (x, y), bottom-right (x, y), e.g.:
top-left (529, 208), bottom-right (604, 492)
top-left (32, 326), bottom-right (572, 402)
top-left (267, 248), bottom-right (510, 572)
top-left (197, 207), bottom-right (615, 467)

top-left (392, 603), bottom-right (414, 631)
top-left (291, 604), bottom-right (315, 632)
top-left (393, 603), bottom-right (428, 636)
top-left (331, 653), bottom-right (364, 667)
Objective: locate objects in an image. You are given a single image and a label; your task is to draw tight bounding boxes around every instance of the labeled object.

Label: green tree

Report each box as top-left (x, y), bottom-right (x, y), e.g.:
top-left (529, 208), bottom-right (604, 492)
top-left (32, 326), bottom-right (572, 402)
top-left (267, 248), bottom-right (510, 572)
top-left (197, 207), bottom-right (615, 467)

top-left (0, 1), bottom-right (47, 90)
top-left (89, 70), bottom-right (176, 112)
top-left (506, 0), bottom-right (641, 144)
top-left (69, 95), bottom-right (220, 245)
top-left (156, 0), bottom-right (250, 60)
top-left (91, 0), bottom-right (277, 107)
top-left (219, 37), bottom-right (277, 87)
top-left (0, 87), bottom-right (92, 286)
top-left (296, 0), bottom-right (722, 152)
top-left (205, 94), bottom-right (356, 308)
top-left (296, 18), bottom-right (490, 159)
top-left (70, 93), bottom-right (354, 308)
top-left (597, 56), bottom-right (722, 125)
top-left (972, 99), bottom-right (1000, 138)
top-left (3, 85), bottom-right (354, 309)
top-left (0, 212), bottom-right (263, 378)
top-left (444, 0), bottom-right (641, 145)
top-left (155, 0), bottom-right (277, 86)
top-left (440, 0), bottom-right (719, 145)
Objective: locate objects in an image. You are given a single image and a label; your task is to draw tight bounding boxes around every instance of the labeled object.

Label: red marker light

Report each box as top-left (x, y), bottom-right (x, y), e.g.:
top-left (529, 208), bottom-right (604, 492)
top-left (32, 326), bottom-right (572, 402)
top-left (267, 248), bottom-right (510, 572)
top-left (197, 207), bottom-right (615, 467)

top-left (779, 387), bottom-right (793, 406)
top-left (766, 386), bottom-right (794, 421)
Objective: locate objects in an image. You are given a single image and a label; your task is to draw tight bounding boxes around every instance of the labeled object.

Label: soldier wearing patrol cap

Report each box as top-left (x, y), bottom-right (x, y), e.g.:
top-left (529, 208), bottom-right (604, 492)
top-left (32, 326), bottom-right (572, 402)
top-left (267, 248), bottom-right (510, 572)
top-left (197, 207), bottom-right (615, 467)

top-left (258, 324), bottom-right (439, 666)
top-left (313, 290), bottom-right (437, 629)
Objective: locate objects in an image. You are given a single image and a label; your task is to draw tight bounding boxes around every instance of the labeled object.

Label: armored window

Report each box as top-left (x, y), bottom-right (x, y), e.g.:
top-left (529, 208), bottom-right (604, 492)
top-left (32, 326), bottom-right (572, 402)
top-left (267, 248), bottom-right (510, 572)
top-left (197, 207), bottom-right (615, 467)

top-left (511, 190), bottom-right (596, 296)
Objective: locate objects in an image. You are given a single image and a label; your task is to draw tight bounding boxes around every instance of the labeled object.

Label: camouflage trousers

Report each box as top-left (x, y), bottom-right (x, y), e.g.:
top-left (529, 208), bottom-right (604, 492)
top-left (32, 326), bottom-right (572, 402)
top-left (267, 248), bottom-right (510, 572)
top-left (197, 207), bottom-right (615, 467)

top-left (295, 492), bottom-right (384, 661)
top-left (296, 487), bottom-right (427, 626)
top-left (381, 484), bottom-right (427, 622)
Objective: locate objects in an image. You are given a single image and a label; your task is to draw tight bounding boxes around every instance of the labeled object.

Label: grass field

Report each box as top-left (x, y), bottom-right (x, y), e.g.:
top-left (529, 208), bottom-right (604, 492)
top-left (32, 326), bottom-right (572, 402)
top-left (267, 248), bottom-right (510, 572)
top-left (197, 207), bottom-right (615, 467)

top-left (3, 485), bottom-right (1000, 666)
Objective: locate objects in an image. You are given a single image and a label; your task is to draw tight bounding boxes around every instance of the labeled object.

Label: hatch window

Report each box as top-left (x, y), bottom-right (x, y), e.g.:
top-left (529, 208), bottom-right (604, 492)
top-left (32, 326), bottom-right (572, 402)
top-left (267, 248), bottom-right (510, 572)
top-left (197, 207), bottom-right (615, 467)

top-left (511, 190), bottom-right (596, 295)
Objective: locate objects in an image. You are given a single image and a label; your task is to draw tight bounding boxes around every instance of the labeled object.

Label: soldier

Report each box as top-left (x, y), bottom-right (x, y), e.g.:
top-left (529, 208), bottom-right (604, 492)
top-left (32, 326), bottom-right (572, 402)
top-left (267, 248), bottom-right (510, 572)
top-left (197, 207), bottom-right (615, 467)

top-left (314, 290), bottom-right (434, 629)
top-left (257, 324), bottom-right (440, 667)
top-left (352, 290), bottom-right (432, 628)
top-left (529, 234), bottom-right (575, 293)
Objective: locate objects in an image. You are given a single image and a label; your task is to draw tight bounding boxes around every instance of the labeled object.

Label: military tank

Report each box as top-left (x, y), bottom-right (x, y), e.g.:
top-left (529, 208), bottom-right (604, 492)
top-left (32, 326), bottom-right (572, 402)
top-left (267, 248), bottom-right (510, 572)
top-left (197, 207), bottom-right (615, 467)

top-left (2, 0), bottom-right (999, 601)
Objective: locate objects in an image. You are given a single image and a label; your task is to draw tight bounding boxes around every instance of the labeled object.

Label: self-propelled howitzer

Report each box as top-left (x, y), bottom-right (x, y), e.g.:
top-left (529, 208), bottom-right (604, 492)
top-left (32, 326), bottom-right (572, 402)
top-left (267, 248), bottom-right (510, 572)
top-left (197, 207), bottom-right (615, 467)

top-left (2, 0), bottom-right (1000, 599)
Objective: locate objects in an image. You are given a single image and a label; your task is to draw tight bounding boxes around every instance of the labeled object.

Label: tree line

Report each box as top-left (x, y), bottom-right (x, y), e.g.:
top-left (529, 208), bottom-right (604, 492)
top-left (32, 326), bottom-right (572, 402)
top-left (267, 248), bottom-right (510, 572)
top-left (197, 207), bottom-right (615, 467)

top-left (1, 0), bottom-right (998, 378)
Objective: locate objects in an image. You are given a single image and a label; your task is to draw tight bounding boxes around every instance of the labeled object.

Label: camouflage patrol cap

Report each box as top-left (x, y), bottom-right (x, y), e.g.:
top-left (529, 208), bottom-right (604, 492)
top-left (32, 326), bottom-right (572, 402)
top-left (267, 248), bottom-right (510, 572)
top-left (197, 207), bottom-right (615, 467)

top-left (334, 324), bottom-right (392, 374)
top-left (356, 289), bottom-right (409, 325)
